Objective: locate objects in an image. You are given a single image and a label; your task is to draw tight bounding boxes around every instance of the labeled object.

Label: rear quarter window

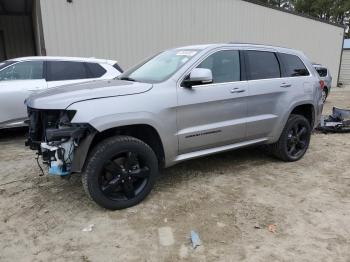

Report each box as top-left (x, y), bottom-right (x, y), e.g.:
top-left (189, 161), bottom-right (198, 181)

top-left (113, 63), bottom-right (123, 73)
top-left (85, 62), bottom-right (107, 78)
top-left (315, 68), bottom-right (327, 77)
top-left (279, 53), bottom-right (310, 77)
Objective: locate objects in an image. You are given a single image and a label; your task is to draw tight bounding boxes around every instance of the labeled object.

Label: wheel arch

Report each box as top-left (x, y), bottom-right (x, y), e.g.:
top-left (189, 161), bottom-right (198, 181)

top-left (290, 103), bottom-right (315, 127)
top-left (271, 102), bottom-right (316, 144)
top-left (71, 123), bottom-right (166, 173)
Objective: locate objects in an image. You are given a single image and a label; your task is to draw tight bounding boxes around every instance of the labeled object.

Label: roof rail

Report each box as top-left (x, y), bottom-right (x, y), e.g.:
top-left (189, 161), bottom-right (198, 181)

top-left (227, 42), bottom-right (295, 50)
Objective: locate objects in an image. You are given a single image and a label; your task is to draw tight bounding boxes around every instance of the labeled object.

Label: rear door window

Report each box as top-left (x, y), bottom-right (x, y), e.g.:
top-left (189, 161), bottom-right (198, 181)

top-left (0, 61), bottom-right (43, 81)
top-left (197, 50), bottom-right (240, 83)
top-left (244, 51), bottom-right (280, 80)
top-left (46, 61), bottom-right (88, 81)
top-left (85, 63), bottom-right (107, 78)
top-left (279, 53), bottom-right (310, 77)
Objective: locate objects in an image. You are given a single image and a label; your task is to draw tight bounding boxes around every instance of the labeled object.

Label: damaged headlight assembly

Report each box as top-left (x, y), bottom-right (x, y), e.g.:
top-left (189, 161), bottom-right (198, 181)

top-left (26, 109), bottom-right (94, 176)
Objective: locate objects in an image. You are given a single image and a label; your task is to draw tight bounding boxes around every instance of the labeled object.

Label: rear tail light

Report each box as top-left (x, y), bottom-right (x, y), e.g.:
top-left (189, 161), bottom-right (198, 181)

top-left (319, 80), bottom-right (325, 90)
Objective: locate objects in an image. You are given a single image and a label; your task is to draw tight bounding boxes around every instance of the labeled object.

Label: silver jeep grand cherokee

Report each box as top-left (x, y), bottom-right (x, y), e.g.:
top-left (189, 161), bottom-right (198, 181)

top-left (26, 43), bottom-right (323, 210)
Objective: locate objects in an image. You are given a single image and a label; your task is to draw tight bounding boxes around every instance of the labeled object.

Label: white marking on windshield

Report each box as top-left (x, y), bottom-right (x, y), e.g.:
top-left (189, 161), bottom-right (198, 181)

top-left (176, 51), bottom-right (197, 57)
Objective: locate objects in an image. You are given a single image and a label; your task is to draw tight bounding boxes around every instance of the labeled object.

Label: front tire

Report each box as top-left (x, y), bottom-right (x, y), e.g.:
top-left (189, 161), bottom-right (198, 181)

top-left (82, 136), bottom-right (159, 210)
top-left (271, 114), bottom-right (311, 162)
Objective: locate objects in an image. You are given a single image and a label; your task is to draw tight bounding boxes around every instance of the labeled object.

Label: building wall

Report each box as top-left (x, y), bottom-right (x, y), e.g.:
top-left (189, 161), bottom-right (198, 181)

top-left (339, 50), bottom-right (350, 86)
top-left (0, 15), bottom-right (35, 59)
top-left (33, 0), bottom-right (46, 56)
top-left (39, 0), bottom-right (344, 86)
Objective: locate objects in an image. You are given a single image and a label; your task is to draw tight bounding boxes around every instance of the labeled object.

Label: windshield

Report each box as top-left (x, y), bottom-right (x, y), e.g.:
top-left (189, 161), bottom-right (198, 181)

top-left (119, 49), bottom-right (199, 83)
top-left (0, 60), bottom-right (16, 71)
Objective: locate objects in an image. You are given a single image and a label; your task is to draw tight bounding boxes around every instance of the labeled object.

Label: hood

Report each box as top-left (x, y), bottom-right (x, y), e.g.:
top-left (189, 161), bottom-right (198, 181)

top-left (26, 80), bottom-right (153, 109)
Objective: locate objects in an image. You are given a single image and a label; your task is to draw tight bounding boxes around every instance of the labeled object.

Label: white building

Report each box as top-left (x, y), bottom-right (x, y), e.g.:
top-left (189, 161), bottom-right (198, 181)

top-left (0, 0), bottom-right (345, 86)
top-left (339, 39), bottom-right (350, 86)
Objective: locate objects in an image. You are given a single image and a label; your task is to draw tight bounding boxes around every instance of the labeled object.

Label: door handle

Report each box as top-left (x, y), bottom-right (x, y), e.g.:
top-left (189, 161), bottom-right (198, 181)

top-left (230, 88), bottom-right (245, 94)
top-left (280, 83), bottom-right (292, 88)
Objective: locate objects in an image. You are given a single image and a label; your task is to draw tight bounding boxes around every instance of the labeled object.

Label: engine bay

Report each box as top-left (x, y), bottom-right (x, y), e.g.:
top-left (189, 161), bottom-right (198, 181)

top-left (25, 108), bottom-right (89, 176)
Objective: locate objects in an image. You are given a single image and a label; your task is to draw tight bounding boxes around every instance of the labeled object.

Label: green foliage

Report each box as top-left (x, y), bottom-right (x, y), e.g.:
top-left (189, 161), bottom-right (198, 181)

top-left (259, 0), bottom-right (350, 37)
top-left (258, 0), bottom-right (292, 9)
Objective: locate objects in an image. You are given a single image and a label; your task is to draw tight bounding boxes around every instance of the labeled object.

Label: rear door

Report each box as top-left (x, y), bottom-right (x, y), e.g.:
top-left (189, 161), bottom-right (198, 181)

top-left (46, 61), bottom-right (105, 88)
top-left (0, 61), bottom-right (46, 126)
top-left (277, 52), bottom-right (316, 109)
top-left (177, 49), bottom-right (248, 154)
top-left (243, 50), bottom-right (287, 140)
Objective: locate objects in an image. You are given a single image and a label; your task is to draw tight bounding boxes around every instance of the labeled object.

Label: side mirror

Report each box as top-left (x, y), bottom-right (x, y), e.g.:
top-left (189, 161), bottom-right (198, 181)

top-left (183, 68), bottom-right (213, 87)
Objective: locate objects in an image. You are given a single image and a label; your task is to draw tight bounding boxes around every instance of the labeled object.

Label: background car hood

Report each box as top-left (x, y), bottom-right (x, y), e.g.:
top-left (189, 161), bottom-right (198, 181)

top-left (26, 80), bottom-right (153, 109)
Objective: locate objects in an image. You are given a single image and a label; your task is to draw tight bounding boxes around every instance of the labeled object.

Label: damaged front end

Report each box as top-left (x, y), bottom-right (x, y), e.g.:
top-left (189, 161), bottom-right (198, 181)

top-left (317, 107), bottom-right (350, 133)
top-left (25, 108), bottom-right (96, 176)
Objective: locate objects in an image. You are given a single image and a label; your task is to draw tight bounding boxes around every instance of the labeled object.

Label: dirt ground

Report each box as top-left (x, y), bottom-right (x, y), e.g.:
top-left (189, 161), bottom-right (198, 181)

top-left (1, 88), bottom-right (350, 262)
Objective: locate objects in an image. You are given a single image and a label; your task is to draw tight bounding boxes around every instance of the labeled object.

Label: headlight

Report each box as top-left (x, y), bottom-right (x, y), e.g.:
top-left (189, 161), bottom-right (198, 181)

top-left (59, 110), bottom-right (77, 126)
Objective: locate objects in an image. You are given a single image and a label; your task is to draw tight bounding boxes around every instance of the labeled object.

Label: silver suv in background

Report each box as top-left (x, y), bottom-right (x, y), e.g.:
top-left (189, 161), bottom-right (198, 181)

top-left (313, 64), bottom-right (332, 103)
top-left (25, 44), bottom-right (323, 210)
top-left (0, 56), bottom-right (122, 129)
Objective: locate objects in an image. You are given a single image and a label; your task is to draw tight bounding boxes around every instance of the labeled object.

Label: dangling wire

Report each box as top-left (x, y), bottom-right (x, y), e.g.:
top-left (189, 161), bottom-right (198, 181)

top-left (35, 153), bottom-right (45, 176)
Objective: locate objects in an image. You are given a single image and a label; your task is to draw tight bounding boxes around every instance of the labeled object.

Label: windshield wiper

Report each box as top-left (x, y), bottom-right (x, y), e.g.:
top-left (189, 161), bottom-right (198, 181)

top-left (118, 76), bottom-right (136, 82)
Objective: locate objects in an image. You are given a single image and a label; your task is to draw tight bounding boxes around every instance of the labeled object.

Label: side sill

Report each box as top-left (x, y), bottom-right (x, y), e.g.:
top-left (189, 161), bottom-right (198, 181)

top-left (174, 138), bottom-right (268, 162)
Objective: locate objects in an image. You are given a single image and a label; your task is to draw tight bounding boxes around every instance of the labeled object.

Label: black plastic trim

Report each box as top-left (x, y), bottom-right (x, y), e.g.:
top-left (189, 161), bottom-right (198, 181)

top-left (70, 130), bottom-right (97, 173)
top-left (239, 50), bottom-right (247, 81)
top-left (45, 126), bottom-right (87, 141)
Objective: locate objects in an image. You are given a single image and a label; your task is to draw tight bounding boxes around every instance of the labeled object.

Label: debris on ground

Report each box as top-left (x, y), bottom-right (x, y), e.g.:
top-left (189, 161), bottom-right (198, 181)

top-left (317, 107), bottom-right (350, 133)
top-left (268, 224), bottom-right (277, 233)
top-left (216, 222), bottom-right (226, 228)
top-left (82, 224), bottom-right (94, 232)
top-left (190, 230), bottom-right (201, 249)
top-left (158, 227), bottom-right (175, 246)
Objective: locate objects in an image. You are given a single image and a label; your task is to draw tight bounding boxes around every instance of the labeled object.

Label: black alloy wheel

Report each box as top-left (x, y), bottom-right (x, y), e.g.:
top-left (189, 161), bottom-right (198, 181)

top-left (321, 89), bottom-right (328, 104)
top-left (82, 136), bottom-right (158, 210)
top-left (271, 114), bottom-right (311, 162)
top-left (100, 152), bottom-right (150, 201)
top-left (286, 122), bottom-right (309, 159)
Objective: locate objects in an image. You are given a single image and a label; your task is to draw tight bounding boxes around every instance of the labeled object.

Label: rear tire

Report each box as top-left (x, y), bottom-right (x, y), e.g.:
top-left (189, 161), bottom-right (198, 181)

top-left (322, 88), bottom-right (328, 103)
top-left (270, 114), bottom-right (311, 162)
top-left (82, 135), bottom-right (159, 210)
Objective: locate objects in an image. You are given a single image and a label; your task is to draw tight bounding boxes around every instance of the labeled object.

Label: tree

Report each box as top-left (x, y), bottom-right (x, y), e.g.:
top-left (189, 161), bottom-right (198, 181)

top-left (259, 0), bottom-right (350, 37)
top-left (259, 0), bottom-right (292, 9)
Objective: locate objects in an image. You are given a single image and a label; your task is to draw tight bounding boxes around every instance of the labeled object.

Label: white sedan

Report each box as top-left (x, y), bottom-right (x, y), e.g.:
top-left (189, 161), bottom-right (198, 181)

top-left (0, 56), bottom-right (122, 129)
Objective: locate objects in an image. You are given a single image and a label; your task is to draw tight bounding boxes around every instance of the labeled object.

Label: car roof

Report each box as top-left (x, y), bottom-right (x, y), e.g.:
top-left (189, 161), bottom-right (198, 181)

top-left (312, 63), bottom-right (327, 69)
top-left (8, 56), bottom-right (117, 65)
top-left (176, 43), bottom-right (304, 55)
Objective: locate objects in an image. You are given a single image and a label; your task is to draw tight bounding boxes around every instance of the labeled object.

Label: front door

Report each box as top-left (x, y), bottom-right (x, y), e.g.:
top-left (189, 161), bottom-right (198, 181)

top-left (177, 49), bottom-right (248, 154)
top-left (0, 61), bottom-right (47, 126)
